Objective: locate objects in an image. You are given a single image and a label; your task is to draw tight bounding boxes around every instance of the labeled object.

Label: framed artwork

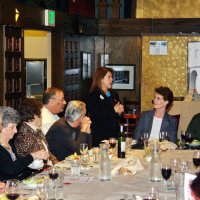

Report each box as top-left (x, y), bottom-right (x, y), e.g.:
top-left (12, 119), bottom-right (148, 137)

top-left (81, 52), bottom-right (92, 79)
top-left (106, 64), bottom-right (135, 90)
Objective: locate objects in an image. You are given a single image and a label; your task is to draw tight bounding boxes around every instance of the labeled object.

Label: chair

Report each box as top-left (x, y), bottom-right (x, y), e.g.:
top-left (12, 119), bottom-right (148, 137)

top-left (120, 113), bottom-right (140, 137)
top-left (171, 114), bottom-right (180, 130)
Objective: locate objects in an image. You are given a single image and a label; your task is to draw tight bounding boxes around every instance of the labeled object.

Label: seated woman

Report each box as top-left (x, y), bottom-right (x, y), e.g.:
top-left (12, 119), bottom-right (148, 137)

top-left (15, 98), bottom-right (58, 165)
top-left (134, 86), bottom-right (178, 144)
top-left (46, 100), bottom-right (92, 161)
top-left (186, 113), bottom-right (200, 141)
top-left (0, 106), bottom-right (49, 181)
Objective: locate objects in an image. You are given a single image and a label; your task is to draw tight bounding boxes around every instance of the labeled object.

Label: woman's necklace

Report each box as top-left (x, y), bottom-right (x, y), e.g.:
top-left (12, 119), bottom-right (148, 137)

top-left (0, 142), bottom-right (11, 151)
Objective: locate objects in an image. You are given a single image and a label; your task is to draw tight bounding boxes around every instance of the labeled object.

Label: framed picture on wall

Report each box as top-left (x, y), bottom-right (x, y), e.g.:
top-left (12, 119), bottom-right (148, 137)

top-left (81, 52), bottom-right (92, 79)
top-left (106, 64), bottom-right (135, 90)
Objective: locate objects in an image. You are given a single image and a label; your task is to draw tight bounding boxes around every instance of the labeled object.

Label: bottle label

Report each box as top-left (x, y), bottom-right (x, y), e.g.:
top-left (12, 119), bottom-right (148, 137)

top-left (121, 141), bottom-right (125, 152)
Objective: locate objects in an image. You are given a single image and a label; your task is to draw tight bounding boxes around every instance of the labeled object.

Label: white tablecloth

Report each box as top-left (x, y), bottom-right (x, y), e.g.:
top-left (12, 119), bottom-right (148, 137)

top-left (54, 150), bottom-right (195, 200)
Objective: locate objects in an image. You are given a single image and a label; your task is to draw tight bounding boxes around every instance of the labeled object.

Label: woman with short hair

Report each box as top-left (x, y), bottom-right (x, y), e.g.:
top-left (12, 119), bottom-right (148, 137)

top-left (134, 86), bottom-right (178, 144)
top-left (0, 106), bottom-right (48, 181)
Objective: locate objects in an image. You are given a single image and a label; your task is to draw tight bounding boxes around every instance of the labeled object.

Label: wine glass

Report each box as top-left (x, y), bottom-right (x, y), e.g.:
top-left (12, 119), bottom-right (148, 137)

top-left (5, 179), bottom-right (20, 200)
top-left (170, 158), bottom-right (180, 174)
top-left (109, 137), bottom-right (117, 149)
top-left (185, 133), bottom-right (194, 149)
top-left (161, 163), bottom-right (172, 189)
top-left (193, 151), bottom-right (200, 172)
top-left (80, 143), bottom-right (89, 171)
top-left (143, 185), bottom-right (159, 200)
top-left (141, 132), bottom-right (149, 149)
top-left (159, 131), bottom-right (169, 142)
top-left (48, 167), bottom-right (59, 180)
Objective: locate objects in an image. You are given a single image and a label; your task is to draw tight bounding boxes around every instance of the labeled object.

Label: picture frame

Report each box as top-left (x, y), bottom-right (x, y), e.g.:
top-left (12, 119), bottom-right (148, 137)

top-left (81, 52), bottom-right (92, 79)
top-left (106, 64), bottom-right (135, 90)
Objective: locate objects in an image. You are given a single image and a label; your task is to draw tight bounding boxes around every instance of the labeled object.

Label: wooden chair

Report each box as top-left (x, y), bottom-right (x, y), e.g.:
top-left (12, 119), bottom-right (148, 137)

top-left (171, 114), bottom-right (180, 130)
top-left (120, 113), bottom-right (140, 137)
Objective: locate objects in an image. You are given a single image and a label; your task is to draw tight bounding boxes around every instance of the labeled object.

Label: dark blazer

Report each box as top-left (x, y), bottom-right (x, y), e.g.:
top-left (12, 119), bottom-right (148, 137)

top-left (46, 118), bottom-right (92, 161)
top-left (0, 142), bottom-right (34, 181)
top-left (134, 109), bottom-right (178, 144)
top-left (87, 88), bottom-right (120, 147)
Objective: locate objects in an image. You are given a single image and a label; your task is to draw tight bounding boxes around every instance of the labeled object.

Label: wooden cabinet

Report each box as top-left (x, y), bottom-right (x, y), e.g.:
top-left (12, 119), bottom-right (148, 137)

top-left (4, 26), bottom-right (24, 109)
top-left (64, 37), bottom-right (81, 101)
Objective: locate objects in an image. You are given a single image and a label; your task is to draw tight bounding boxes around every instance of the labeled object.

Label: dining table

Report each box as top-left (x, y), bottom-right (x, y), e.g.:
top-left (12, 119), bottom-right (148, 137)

top-left (19, 149), bottom-right (196, 200)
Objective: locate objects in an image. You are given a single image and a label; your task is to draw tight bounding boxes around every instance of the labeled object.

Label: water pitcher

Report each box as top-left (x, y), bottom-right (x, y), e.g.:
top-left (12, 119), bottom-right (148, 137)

top-left (99, 143), bottom-right (111, 181)
top-left (150, 142), bottom-right (162, 182)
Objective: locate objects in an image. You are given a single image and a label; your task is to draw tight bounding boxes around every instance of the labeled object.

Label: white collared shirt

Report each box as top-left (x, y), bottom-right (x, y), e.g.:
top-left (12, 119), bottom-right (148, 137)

top-left (41, 106), bottom-right (60, 135)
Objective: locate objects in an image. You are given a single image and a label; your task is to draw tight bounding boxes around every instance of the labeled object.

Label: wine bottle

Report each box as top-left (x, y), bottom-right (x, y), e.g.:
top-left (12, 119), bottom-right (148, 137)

top-left (118, 125), bottom-right (125, 158)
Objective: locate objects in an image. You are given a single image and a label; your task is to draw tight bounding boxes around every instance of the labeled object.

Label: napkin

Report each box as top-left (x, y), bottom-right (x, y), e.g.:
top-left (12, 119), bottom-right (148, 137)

top-left (159, 141), bottom-right (177, 151)
top-left (28, 159), bottom-right (44, 170)
top-left (111, 157), bottom-right (144, 176)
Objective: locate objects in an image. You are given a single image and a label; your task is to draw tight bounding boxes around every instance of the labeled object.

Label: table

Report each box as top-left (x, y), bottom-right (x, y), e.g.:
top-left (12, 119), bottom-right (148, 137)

top-left (50, 150), bottom-right (195, 200)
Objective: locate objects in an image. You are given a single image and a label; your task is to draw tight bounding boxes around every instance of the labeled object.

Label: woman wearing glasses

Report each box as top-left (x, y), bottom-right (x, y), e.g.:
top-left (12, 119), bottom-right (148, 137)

top-left (134, 86), bottom-right (178, 144)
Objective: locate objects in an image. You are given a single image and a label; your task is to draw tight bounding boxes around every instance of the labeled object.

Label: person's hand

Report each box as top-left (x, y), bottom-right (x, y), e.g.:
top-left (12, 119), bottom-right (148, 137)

top-left (80, 116), bottom-right (92, 133)
top-left (114, 102), bottom-right (124, 114)
top-left (0, 182), bottom-right (5, 194)
top-left (31, 149), bottom-right (49, 160)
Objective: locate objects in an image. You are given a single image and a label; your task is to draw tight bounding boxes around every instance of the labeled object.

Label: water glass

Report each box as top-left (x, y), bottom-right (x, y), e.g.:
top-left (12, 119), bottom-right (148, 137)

top-left (170, 158), bottom-right (180, 174)
top-left (57, 169), bottom-right (65, 188)
top-left (44, 179), bottom-right (58, 200)
top-left (71, 159), bottom-right (81, 177)
top-left (92, 147), bottom-right (100, 163)
top-left (179, 160), bottom-right (191, 174)
top-left (143, 185), bottom-right (159, 200)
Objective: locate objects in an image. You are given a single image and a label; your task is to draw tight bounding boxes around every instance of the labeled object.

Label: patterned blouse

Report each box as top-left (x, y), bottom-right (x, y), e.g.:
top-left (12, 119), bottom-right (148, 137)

top-left (15, 122), bottom-right (48, 157)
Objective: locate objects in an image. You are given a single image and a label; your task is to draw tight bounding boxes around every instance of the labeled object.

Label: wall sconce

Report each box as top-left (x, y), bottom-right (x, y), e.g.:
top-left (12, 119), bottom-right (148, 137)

top-left (79, 23), bottom-right (84, 34)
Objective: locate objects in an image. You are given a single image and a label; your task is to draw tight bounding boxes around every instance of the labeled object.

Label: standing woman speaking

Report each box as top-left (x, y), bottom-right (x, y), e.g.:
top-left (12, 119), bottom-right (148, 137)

top-left (87, 67), bottom-right (124, 147)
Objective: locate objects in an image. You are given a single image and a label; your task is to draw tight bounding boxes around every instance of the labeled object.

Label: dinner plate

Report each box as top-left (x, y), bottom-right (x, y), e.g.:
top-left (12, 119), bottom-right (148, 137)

top-left (189, 143), bottom-right (200, 147)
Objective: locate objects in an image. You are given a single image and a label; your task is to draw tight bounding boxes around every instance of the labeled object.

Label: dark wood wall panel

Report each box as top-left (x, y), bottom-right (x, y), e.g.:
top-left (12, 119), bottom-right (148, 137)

top-left (51, 32), bottom-right (64, 89)
top-left (0, 26), bottom-right (3, 105)
top-left (95, 36), bottom-right (142, 104)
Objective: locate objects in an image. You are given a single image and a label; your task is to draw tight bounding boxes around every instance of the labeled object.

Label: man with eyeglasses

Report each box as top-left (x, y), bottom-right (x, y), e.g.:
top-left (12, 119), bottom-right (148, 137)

top-left (41, 87), bottom-right (66, 135)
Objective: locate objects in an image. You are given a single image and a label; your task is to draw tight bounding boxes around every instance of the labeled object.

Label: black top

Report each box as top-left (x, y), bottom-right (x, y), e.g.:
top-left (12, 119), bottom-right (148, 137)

top-left (46, 118), bottom-right (92, 161)
top-left (87, 88), bottom-right (120, 147)
top-left (0, 142), bottom-right (34, 181)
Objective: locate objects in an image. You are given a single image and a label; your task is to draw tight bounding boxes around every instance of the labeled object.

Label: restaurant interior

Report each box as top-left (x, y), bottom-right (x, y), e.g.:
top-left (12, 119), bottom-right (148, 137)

top-left (1, 0), bottom-right (200, 134)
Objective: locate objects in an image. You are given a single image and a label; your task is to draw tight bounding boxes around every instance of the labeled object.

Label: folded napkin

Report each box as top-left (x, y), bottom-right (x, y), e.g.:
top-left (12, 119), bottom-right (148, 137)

top-left (111, 157), bottom-right (144, 176)
top-left (159, 141), bottom-right (177, 151)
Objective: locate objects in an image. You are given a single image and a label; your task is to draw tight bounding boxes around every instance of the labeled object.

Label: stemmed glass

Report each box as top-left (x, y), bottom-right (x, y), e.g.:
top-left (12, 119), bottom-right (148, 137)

top-left (170, 158), bottom-right (180, 175)
top-left (80, 143), bottom-right (89, 171)
top-left (159, 131), bottom-right (169, 142)
top-left (193, 151), bottom-right (200, 172)
top-left (109, 137), bottom-right (117, 149)
top-left (185, 133), bottom-right (194, 149)
top-left (141, 132), bottom-right (149, 149)
top-left (48, 167), bottom-right (59, 180)
top-left (161, 163), bottom-right (172, 189)
top-left (5, 179), bottom-right (20, 200)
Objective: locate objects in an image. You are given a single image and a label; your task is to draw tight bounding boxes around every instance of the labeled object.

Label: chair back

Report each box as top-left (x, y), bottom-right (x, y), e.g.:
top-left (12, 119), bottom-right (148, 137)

top-left (120, 113), bottom-right (140, 137)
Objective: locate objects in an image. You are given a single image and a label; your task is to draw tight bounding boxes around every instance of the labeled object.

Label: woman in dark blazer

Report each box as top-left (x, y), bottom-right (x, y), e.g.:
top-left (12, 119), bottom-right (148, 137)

top-left (134, 86), bottom-right (178, 144)
top-left (87, 67), bottom-right (124, 147)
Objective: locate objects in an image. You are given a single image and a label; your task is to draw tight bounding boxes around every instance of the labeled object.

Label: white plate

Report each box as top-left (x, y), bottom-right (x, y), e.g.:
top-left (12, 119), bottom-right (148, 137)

top-left (189, 143), bottom-right (200, 147)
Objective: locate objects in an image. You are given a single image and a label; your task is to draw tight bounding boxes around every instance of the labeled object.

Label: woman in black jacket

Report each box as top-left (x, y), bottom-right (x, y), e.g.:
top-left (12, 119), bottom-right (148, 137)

top-left (0, 106), bottom-right (49, 181)
top-left (87, 67), bottom-right (124, 147)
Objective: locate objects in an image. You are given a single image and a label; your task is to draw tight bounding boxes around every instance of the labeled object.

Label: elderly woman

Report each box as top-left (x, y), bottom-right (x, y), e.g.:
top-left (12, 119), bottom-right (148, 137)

top-left (15, 98), bottom-right (58, 165)
top-left (87, 67), bottom-right (124, 147)
top-left (134, 86), bottom-right (178, 144)
top-left (46, 100), bottom-right (92, 161)
top-left (0, 106), bottom-right (49, 181)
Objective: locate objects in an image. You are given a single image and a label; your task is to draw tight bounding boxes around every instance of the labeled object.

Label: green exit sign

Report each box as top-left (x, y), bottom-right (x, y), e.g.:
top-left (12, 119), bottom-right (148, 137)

top-left (45, 9), bottom-right (55, 27)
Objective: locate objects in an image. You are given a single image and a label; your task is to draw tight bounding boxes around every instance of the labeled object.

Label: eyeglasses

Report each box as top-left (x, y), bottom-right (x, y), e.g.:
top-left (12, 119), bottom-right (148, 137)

top-left (51, 97), bottom-right (65, 102)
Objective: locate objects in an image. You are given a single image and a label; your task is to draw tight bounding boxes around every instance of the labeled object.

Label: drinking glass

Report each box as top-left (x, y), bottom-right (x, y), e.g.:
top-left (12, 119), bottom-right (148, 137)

top-left (161, 163), bottom-right (172, 189)
top-left (170, 158), bottom-right (180, 174)
top-left (5, 179), bottom-right (20, 200)
top-left (193, 150), bottom-right (200, 172)
top-left (179, 160), bottom-right (191, 174)
top-left (80, 143), bottom-right (88, 156)
top-left (109, 137), bottom-right (117, 149)
top-left (143, 185), bottom-right (159, 200)
top-left (71, 159), bottom-right (81, 177)
top-left (80, 143), bottom-right (89, 172)
top-left (48, 167), bottom-right (59, 180)
top-left (185, 133), bottom-right (193, 149)
top-left (159, 131), bottom-right (169, 142)
top-left (141, 132), bottom-right (149, 149)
